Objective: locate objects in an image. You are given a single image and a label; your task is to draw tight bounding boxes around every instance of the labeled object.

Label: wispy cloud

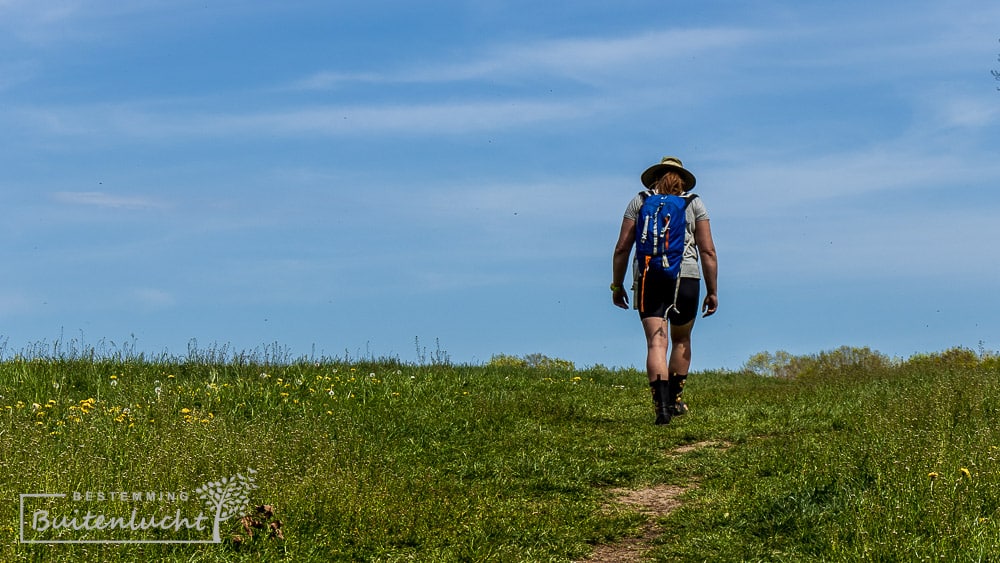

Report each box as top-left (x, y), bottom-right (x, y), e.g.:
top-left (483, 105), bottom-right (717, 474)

top-left (16, 98), bottom-right (595, 139)
top-left (51, 191), bottom-right (168, 210)
top-left (292, 27), bottom-right (759, 89)
top-left (129, 288), bottom-right (175, 309)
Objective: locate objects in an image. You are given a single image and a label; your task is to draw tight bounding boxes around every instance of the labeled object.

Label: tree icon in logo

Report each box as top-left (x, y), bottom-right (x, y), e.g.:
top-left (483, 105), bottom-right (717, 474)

top-left (194, 468), bottom-right (258, 542)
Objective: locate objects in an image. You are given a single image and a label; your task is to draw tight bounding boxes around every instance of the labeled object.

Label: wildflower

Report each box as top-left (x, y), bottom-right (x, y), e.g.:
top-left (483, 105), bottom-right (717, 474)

top-left (960, 468), bottom-right (972, 479)
top-left (280, 392), bottom-right (289, 398)
top-left (180, 408), bottom-right (191, 414)
top-left (928, 472), bottom-right (939, 480)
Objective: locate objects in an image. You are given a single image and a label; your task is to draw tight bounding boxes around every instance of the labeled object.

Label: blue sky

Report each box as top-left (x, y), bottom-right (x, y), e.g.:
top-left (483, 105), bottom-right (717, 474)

top-left (2, 0), bottom-right (999, 370)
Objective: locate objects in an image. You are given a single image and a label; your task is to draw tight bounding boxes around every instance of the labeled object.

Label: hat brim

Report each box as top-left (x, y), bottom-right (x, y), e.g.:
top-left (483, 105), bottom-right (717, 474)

top-left (641, 164), bottom-right (696, 191)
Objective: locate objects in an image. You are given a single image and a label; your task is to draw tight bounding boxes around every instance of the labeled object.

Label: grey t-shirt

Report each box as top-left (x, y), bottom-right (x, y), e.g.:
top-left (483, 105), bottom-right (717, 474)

top-left (624, 191), bottom-right (710, 280)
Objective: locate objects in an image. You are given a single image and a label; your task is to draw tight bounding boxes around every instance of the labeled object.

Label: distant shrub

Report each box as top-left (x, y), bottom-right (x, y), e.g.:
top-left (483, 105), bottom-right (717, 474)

top-left (487, 354), bottom-right (527, 368)
top-left (743, 346), bottom-right (891, 379)
top-left (743, 350), bottom-right (799, 379)
top-left (903, 347), bottom-right (981, 372)
top-left (487, 353), bottom-right (575, 371)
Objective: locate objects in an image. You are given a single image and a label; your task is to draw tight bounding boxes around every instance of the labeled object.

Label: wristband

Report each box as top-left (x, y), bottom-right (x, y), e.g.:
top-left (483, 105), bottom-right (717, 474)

top-left (610, 283), bottom-right (623, 292)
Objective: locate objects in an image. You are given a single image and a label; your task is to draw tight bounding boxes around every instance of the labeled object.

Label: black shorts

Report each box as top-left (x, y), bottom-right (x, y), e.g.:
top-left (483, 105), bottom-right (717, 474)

top-left (636, 274), bottom-right (700, 324)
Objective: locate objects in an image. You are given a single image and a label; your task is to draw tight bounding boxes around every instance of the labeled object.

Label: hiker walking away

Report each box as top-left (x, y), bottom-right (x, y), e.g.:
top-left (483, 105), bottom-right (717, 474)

top-left (610, 156), bottom-right (718, 425)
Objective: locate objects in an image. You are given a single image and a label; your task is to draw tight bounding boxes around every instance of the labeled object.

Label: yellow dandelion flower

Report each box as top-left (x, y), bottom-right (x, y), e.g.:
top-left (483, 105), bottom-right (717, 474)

top-left (928, 472), bottom-right (939, 480)
top-left (180, 408), bottom-right (191, 414)
top-left (960, 468), bottom-right (972, 479)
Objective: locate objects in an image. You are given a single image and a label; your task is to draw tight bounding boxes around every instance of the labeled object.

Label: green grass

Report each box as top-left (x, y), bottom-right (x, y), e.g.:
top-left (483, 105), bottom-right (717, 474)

top-left (2, 345), bottom-right (999, 561)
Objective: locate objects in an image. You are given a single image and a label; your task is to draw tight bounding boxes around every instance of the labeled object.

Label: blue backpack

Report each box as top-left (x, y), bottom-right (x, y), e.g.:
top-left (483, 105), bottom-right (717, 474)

top-left (634, 191), bottom-right (698, 280)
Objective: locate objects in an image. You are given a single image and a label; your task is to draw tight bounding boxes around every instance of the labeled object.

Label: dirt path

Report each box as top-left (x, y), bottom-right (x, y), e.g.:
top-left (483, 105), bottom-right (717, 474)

top-left (579, 440), bottom-right (731, 563)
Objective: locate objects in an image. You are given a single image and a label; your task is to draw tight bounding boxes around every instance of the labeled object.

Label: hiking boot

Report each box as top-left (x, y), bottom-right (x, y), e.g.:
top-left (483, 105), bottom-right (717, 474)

top-left (655, 405), bottom-right (673, 425)
top-left (668, 400), bottom-right (689, 417)
top-left (667, 374), bottom-right (688, 417)
top-left (650, 378), bottom-right (672, 425)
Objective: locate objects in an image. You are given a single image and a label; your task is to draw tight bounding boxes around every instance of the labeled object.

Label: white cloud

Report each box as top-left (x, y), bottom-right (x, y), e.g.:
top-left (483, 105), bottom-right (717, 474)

top-left (51, 191), bottom-right (168, 210)
top-left (0, 291), bottom-right (34, 315)
top-left (15, 97), bottom-right (595, 139)
top-left (292, 27), bottom-right (759, 89)
top-left (129, 288), bottom-right (175, 309)
top-left (937, 97), bottom-right (1000, 129)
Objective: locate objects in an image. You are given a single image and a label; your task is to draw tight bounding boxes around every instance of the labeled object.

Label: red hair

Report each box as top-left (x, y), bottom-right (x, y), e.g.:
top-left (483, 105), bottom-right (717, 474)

top-left (652, 171), bottom-right (685, 195)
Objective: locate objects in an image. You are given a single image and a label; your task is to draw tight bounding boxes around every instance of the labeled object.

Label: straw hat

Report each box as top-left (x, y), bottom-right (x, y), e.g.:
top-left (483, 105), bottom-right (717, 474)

top-left (640, 156), bottom-right (696, 190)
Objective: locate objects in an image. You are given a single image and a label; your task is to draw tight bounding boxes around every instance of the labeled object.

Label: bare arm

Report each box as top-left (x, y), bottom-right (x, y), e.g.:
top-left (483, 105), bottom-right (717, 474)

top-left (694, 219), bottom-right (718, 316)
top-left (612, 218), bottom-right (635, 309)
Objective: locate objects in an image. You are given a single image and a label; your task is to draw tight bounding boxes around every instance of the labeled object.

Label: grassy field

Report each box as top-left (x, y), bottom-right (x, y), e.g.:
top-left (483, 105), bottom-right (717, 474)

top-left (2, 343), bottom-right (1000, 561)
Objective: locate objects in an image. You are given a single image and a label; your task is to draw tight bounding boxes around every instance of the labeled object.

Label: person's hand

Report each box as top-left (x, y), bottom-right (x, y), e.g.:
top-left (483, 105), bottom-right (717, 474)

top-left (702, 293), bottom-right (718, 317)
top-left (612, 287), bottom-right (629, 309)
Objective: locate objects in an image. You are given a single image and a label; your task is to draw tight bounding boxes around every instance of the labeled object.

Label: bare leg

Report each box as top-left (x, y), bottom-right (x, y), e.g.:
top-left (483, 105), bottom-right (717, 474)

top-left (669, 319), bottom-right (694, 375)
top-left (642, 317), bottom-right (669, 383)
